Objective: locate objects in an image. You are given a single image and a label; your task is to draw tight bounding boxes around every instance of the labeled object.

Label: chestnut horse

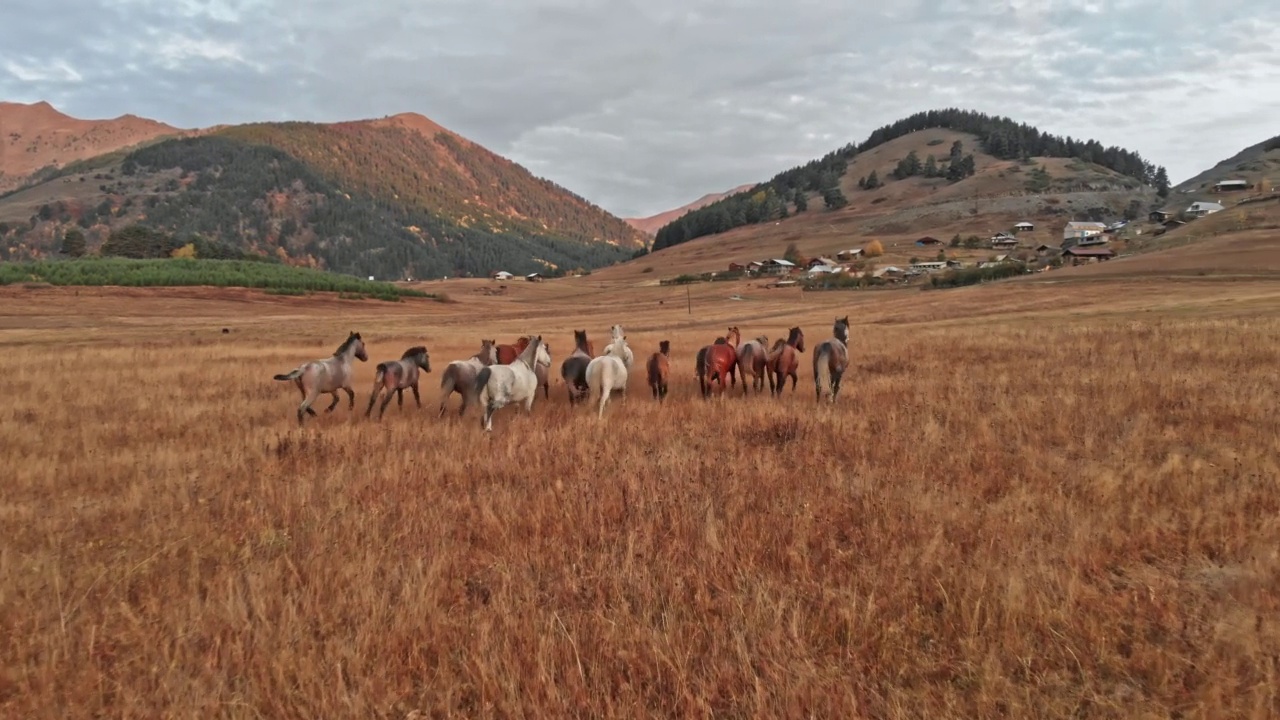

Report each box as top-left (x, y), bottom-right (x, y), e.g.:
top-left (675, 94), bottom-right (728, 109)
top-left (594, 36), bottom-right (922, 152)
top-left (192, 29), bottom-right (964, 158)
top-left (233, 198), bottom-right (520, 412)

top-left (559, 329), bottom-right (595, 404)
top-left (646, 340), bottom-right (671, 401)
top-left (498, 336), bottom-right (551, 399)
top-left (766, 326), bottom-right (805, 396)
top-left (813, 316), bottom-right (850, 403)
top-left (365, 345), bottom-right (431, 419)
top-left (700, 326), bottom-right (741, 397)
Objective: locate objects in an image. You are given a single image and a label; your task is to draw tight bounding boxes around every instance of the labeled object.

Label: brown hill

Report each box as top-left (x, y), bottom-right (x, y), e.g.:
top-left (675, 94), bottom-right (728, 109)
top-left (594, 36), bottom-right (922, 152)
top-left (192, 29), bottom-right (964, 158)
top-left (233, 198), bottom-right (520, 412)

top-left (0, 101), bottom-right (184, 193)
top-left (625, 184), bottom-right (756, 236)
top-left (594, 128), bottom-right (1157, 284)
top-left (1171, 135), bottom-right (1280, 198)
top-left (0, 108), bottom-right (645, 279)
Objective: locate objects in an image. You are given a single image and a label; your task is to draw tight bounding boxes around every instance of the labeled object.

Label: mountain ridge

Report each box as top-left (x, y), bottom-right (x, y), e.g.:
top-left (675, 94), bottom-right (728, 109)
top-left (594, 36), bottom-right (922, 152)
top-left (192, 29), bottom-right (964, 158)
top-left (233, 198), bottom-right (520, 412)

top-left (625, 184), bottom-right (756, 236)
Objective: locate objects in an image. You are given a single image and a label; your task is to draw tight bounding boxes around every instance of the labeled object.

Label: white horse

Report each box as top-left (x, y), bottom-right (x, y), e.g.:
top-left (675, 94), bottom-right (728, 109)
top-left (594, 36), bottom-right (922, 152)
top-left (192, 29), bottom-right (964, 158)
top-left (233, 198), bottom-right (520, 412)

top-left (585, 325), bottom-right (633, 419)
top-left (476, 334), bottom-right (551, 431)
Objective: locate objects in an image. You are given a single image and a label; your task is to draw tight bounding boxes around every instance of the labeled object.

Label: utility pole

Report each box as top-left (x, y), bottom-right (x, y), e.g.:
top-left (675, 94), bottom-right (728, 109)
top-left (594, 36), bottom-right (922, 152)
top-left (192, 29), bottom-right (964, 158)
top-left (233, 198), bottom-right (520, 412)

top-left (686, 286), bottom-right (691, 315)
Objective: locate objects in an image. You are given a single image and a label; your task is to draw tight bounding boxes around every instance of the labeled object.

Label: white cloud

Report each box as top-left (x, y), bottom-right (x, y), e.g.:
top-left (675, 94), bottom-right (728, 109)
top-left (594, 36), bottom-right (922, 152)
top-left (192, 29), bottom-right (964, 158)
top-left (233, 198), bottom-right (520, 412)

top-left (0, 0), bottom-right (1278, 217)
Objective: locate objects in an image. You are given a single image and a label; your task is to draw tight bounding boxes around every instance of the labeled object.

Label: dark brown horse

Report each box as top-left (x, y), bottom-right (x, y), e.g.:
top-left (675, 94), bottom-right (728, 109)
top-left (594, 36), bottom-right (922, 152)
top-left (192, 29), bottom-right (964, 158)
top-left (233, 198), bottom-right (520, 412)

top-left (767, 326), bottom-right (805, 396)
top-left (813, 316), bottom-right (850, 403)
top-left (365, 345), bottom-right (431, 419)
top-left (646, 340), bottom-right (671, 401)
top-left (498, 336), bottom-right (550, 399)
top-left (560, 329), bottom-right (595, 404)
top-left (701, 326), bottom-right (740, 398)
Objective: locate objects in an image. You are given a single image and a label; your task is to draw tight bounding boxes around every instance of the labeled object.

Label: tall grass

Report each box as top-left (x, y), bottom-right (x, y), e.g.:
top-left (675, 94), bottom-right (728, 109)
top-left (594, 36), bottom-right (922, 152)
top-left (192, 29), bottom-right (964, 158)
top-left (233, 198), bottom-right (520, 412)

top-left (1, 288), bottom-right (1277, 718)
top-left (0, 257), bottom-right (435, 299)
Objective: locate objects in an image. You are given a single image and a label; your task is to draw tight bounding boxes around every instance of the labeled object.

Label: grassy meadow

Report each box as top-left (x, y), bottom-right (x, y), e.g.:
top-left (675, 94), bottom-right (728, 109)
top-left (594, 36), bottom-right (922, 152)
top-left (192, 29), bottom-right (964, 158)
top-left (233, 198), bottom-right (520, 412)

top-left (1, 274), bottom-right (1279, 718)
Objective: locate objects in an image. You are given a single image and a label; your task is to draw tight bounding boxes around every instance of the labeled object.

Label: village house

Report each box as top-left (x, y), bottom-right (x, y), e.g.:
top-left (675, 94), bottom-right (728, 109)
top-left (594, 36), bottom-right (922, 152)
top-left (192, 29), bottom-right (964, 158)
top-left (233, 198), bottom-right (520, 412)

top-left (1213, 179), bottom-right (1250, 193)
top-left (490, 270), bottom-right (514, 281)
top-left (1062, 246), bottom-right (1115, 263)
top-left (525, 272), bottom-right (543, 282)
top-left (1149, 210), bottom-right (1172, 223)
top-left (1186, 201), bottom-right (1225, 218)
top-left (871, 266), bottom-right (904, 282)
top-left (1034, 244), bottom-right (1057, 255)
top-left (990, 234), bottom-right (1019, 249)
top-left (836, 248), bottom-right (864, 262)
top-left (910, 260), bottom-right (962, 273)
top-left (750, 258), bottom-right (796, 276)
top-left (1013, 221), bottom-right (1035, 232)
top-left (1075, 234), bottom-right (1109, 247)
top-left (1063, 221), bottom-right (1107, 241)
top-left (915, 236), bottom-right (943, 247)
top-left (728, 262), bottom-right (747, 272)
top-left (807, 256), bottom-right (838, 269)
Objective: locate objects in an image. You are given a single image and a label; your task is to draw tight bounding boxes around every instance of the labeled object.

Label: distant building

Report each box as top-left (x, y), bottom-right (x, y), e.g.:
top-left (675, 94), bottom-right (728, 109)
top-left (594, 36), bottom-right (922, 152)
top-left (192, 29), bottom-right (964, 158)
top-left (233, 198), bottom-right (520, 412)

top-left (915, 236), bottom-right (943, 246)
top-left (525, 272), bottom-right (543, 282)
top-left (1186, 201), bottom-right (1225, 217)
top-left (491, 270), bottom-right (514, 281)
top-left (1149, 210), bottom-right (1172, 223)
top-left (1013, 221), bottom-right (1035, 232)
top-left (1063, 221), bottom-right (1107, 240)
top-left (836, 248), bottom-right (864, 261)
top-left (1212, 179), bottom-right (1250, 193)
top-left (1062, 246), bottom-right (1115, 263)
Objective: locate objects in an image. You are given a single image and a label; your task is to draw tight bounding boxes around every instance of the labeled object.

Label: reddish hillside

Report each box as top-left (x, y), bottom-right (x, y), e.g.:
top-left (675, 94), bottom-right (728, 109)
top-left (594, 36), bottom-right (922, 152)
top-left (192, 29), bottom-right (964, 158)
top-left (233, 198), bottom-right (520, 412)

top-left (625, 184), bottom-right (756, 235)
top-left (0, 101), bottom-right (184, 192)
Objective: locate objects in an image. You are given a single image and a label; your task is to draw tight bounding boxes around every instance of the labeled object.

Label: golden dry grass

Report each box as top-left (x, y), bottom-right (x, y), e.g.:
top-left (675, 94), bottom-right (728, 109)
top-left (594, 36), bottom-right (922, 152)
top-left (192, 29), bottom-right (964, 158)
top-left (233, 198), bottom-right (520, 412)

top-left (2, 279), bottom-right (1279, 719)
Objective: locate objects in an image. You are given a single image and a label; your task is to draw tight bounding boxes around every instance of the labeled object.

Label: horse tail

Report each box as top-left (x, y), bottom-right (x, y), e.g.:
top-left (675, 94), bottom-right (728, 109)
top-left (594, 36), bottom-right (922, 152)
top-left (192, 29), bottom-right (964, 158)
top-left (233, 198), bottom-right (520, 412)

top-left (814, 343), bottom-right (832, 401)
top-left (273, 367), bottom-right (303, 382)
top-left (475, 366), bottom-right (493, 406)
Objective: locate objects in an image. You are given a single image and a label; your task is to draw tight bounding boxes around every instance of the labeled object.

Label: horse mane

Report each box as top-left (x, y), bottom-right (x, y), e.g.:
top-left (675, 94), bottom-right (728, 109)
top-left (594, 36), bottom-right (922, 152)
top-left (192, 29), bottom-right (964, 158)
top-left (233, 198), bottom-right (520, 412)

top-left (334, 332), bottom-right (362, 356)
top-left (770, 338), bottom-right (787, 351)
top-left (713, 337), bottom-right (727, 345)
top-left (518, 335), bottom-right (542, 364)
top-left (401, 345), bottom-right (427, 359)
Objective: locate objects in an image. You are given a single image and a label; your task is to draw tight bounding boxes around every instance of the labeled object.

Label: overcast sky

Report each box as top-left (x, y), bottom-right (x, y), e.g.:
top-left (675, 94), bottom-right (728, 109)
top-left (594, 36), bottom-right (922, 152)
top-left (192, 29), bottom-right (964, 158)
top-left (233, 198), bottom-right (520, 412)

top-left (4, 0), bottom-right (1279, 218)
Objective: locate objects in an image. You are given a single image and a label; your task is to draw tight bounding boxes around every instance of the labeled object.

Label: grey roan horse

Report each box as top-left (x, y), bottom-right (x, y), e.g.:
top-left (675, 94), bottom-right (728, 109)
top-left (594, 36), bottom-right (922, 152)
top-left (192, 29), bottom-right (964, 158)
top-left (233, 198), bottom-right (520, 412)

top-left (438, 340), bottom-right (498, 417)
top-left (365, 345), bottom-right (432, 419)
top-left (273, 331), bottom-right (369, 424)
top-left (813, 316), bottom-right (850, 403)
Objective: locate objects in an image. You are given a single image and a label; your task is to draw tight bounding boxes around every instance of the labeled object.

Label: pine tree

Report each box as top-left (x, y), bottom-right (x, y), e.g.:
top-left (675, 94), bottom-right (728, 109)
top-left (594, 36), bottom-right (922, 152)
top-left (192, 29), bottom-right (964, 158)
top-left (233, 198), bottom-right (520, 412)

top-left (61, 228), bottom-right (87, 258)
top-left (1154, 166), bottom-right (1170, 197)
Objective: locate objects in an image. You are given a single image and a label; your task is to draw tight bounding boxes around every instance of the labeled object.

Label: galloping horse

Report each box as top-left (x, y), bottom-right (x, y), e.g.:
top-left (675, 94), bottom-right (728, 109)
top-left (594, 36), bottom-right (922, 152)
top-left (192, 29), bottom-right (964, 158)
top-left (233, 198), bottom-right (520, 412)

top-left (365, 345), bottom-right (431, 419)
top-left (696, 337), bottom-right (729, 398)
top-left (273, 331), bottom-right (369, 424)
top-left (701, 326), bottom-right (741, 397)
top-left (585, 326), bottom-right (633, 418)
top-left (813, 316), bottom-right (850, 403)
top-left (736, 334), bottom-right (771, 395)
top-left (498, 336), bottom-right (550, 399)
top-left (646, 340), bottom-right (671, 401)
top-left (767, 326), bottom-right (805, 396)
top-left (477, 335), bottom-right (551, 431)
top-left (559, 329), bottom-right (595, 404)
top-left (438, 339), bottom-right (498, 417)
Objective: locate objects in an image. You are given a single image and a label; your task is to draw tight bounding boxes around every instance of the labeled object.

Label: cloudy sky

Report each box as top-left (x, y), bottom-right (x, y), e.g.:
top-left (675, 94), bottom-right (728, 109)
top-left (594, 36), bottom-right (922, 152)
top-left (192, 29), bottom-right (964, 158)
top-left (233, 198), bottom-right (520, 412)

top-left (4, 0), bottom-right (1279, 218)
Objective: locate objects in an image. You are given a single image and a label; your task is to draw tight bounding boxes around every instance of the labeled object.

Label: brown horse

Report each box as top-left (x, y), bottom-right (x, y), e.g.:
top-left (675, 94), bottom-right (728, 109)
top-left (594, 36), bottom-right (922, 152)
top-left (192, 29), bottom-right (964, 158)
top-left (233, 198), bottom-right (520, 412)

top-left (767, 326), bottom-right (805, 396)
top-left (498, 336), bottom-right (550, 399)
top-left (365, 345), bottom-right (431, 419)
top-left (701, 326), bottom-right (741, 397)
top-left (813, 316), bottom-right (850, 403)
top-left (438, 339), bottom-right (498, 416)
top-left (560, 329), bottom-right (595, 404)
top-left (646, 340), bottom-right (671, 401)
top-left (736, 334), bottom-right (770, 395)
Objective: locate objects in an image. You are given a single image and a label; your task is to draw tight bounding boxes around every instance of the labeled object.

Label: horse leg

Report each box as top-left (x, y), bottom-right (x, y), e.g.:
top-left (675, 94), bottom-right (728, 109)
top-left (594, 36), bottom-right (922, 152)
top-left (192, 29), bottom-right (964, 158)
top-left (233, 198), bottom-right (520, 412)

top-left (345, 387), bottom-right (356, 411)
top-left (325, 392), bottom-right (341, 413)
top-left (296, 380), bottom-right (318, 416)
top-left (790, 371), bottom-right (798, 393)
top-left (411, 382), bottom-right (421, 408)
top-left (364, 386), bottom-right (381, 417)
top-left (378, 391), bottom-right (396, 419)
top-left (298, 388), bottom-right (321, 425)
top-left (397, 388), bottom-right (404, 408)
top-left (482, 401), bottom-right (496, 431)
top-left (598, 386), bottom-right (612, 419)
top-left (831, 371), bottom-right (844, 402)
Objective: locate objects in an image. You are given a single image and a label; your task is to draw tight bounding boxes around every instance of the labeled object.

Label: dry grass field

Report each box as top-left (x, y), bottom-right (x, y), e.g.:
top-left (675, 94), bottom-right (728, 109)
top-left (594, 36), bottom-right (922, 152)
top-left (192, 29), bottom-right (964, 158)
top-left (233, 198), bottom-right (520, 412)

top-left (3, 272), bottom-right (1280, 718)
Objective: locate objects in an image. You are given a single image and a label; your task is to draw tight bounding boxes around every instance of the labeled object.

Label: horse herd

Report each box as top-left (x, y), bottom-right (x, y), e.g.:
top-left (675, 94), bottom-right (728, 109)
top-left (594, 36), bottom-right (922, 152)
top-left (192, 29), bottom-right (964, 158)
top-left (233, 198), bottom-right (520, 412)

top-left (271, 317), bottom-right (852, 429)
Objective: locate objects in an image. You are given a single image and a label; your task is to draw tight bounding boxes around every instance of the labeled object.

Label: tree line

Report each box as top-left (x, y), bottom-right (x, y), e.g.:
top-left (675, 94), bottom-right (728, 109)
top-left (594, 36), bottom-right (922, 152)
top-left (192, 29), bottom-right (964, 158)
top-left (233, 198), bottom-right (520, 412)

top-left (652, 108), bottom-right (1170, 251)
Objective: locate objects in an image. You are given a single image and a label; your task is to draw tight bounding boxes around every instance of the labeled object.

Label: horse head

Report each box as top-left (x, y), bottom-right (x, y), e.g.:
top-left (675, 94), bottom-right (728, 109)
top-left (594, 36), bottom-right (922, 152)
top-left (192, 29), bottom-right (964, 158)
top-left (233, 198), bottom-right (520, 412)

top-left (659, 340), bottom-right (670, 356)
top-left (833, 316), bottom-right (850, 343)
top-left (791, 326), bottom-right (806, 353)
top-left (574, 329), bottom-right (593, 355)
top-left (339, 331), bottom-right (369, 362)
top-left (403, 345), bottom-right (431, 372)
top-left (479, 339), bottom-right (498, 365)
top-left (530, 335), bottom-right (551, 369)
top-left (726, 326), bottom-right (741, 346)
top-left (610, 324), bottom-right (625, 341)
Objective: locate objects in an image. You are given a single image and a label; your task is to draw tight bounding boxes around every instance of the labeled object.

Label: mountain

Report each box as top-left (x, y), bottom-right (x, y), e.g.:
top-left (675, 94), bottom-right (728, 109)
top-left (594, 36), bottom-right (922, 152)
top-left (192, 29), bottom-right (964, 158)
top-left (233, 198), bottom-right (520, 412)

top-left (0, 101), bottom-right (184, 193)
top-left (650, 109), bottom-right (1165, 253)
top-left (0, 105), bottom-right (647, 279)
top-left (624, 184), bottom-right (756, 236)
top-left (1171, 135), bottom-right (1280, 196)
